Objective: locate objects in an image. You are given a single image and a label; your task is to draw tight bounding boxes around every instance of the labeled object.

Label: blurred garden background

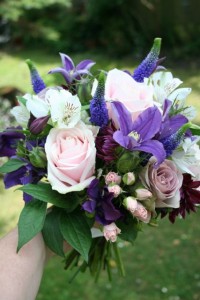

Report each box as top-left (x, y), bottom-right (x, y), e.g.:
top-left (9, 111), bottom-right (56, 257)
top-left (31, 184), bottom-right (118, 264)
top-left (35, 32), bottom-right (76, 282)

top-left (1, 0), bottom-right (200, 299)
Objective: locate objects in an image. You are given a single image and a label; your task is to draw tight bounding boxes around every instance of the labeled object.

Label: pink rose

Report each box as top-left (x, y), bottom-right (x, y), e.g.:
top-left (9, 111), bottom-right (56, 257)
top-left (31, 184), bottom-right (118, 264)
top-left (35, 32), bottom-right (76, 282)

top-left (135, 188), bottom-right (152, 200)
top-left (123, 197), bottom-right (151, 223)
top-left (140, 158), bottom-right (183, 208)
top-left (105, 172), bottom-right (121, 185)
top-left (45, 122), bottom-right (96, 193)
top-left (105, 69), bottom-right (154, 122)
top-left (108, 184), bottom-right (122, 198)
top-left (122, 172), bottom-right (136, 185)
top-left (103, 223), bottom-right (121, 242)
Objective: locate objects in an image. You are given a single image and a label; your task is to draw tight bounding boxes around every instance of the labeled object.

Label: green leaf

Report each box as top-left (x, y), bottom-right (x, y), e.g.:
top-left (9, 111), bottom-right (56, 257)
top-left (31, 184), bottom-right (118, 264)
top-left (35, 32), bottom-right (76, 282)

top-left (17, 96), bottom-right (27, 106)
top-left (117, 216), bottom-right (139, 244)
top-left (0, 159), bottom-right (27, 173)
top-left (17, 200), bottom-right (47, 252)
top-left (42, 209), bottom-right (65, 257)
top-left (18, 182), bottom-right (80, 211)
top-left (60, 209), bottom-right (92, 262)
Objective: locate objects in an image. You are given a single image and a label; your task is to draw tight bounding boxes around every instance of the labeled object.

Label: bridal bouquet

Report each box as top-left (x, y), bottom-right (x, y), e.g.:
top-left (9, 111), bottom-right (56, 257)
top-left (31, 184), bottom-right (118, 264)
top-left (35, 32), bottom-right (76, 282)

top-left (1, 38), bottom-right (200, 281)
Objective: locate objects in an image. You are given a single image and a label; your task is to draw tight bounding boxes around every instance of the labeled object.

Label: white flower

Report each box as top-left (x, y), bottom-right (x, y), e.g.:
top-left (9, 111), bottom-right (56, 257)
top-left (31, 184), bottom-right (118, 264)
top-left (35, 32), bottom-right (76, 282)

top-left (25, 88), bottom-right (81, 129)
top-left (147, 71), bottom-right (191, 105)
top-left (172, 137), bottom-right (200, 176)
top-left (10, 101), bottom-right (30, 128)
top-left (46, 89), bottom-right (81, 128)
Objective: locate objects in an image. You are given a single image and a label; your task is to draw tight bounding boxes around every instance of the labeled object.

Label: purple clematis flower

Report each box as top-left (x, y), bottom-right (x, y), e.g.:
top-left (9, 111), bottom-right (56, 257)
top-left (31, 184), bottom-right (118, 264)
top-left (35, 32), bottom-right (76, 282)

top-left (111, 101), bottom-right (166, 166)
top-left (82, 178), bottom-right (122, 225)
top-left (48, 53), bottom-right (95, 84)
top-left (4, 160), bottom-right (45, 202)
top-left (0, 127), bottom-right (25, 157)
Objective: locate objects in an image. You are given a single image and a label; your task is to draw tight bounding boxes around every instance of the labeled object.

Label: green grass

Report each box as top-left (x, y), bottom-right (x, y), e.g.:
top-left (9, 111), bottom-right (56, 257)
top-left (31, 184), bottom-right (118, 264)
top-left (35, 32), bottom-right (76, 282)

top-left (1, 50), bottom-right (200, 300)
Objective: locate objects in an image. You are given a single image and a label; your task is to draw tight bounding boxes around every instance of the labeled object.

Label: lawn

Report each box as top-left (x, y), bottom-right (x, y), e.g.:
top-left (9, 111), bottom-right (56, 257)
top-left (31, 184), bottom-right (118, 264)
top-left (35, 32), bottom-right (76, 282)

top-left (1, 49), bottom-right (200, 300)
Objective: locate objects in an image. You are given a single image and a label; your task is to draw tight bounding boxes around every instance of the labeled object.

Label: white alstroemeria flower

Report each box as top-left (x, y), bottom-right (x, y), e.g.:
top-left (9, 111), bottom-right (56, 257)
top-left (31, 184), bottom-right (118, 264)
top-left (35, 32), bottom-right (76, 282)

top-left (25, 93), bottom-right (50, 118)
top-left (147, 71), bottom-right (191, 105)
top-left (46, 89), bottom-right (81, 128)
top-left (10, 102), bottom-right (30, 128)
top-left (172, 137), bottom-right (200, 176)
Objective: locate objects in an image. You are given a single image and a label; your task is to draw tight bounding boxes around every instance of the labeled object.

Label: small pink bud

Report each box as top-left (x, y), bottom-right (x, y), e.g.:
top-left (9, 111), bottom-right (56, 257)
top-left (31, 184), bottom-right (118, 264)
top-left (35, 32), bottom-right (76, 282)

top-left (108, 184), bottom-right (122, 198)
top-left (135, 188), bottom-right (152, 200)
top-left (103, 222), bottom-right (121, 242)
top-left (124, 197), bottom-right (151, 223)
top-left (134, 202), bottom-right (151, 223)
top-left (123, 196), bottom-right (137, 213)
top-left (105, 172), bottom-right (121, 185)
top-left (122, 172), bottom-right (135, 185)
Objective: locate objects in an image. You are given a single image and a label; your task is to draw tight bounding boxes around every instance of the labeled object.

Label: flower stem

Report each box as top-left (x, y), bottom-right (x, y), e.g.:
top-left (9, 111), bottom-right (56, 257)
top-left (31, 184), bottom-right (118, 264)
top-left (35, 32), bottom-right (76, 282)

top-left (112, 242), bottom-right (125, 277)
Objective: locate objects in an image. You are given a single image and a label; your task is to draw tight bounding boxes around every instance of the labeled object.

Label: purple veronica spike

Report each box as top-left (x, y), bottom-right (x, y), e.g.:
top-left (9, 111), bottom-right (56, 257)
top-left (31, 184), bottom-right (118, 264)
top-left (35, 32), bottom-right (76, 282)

top-left (89, 72), bottom-right (109, 127)
top-left (133, 38), bottom-right (161, 82)
top-left (48, 53), bottom-right (95, 84)
top-left (112, 102), bottom-right (166, 165)
top-left (26, 59), bottom-right (46, 94)
top-left (0, 127), bottom-right (25, 157)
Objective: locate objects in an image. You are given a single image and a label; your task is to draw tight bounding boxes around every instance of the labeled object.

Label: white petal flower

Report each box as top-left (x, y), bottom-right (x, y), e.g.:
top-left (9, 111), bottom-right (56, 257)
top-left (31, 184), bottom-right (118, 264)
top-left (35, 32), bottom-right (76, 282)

top-left (148, 71), bottom-right (191, 105)
top-left (46, 89), bottom-right (81, 128)
top-left (25, 93), bottom-right (49, 118)
top-left (11, 104), bottom-right (30, 128)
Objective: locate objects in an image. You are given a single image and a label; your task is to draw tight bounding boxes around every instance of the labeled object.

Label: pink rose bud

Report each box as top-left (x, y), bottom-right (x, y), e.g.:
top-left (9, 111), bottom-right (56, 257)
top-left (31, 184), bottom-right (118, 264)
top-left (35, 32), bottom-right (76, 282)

top-left (103, 222), bottom-right (121, 242)
top-left (123, 196), bottom-right (138, 213)
top-left (135, 188), bottom-right (152, 200)
top-left (122, 172), bottom-right (135, 185)
top-left (108, 184), bottom-right (122, 198)
top-left (134, 202), bottom-right (151, 223)
top-left (105, 172), bottom-right (121, 185)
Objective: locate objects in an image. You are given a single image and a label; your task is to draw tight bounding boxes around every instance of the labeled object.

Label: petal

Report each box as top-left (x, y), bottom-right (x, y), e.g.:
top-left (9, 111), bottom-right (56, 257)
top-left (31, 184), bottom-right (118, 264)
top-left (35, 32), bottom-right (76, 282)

top-left (135, 140), bottom-right (166, 165)
top-left (59, 53), bottom-right (74, 71)
top-left (132, 106), bottom-right (162, 141)
top-left (48, 67), bottom-right (72, 84)
top-left (113, 130), bottom-right (139, 150)
top-left (111, 101), bottom-right (132, 135)
top-left (76, 59), bottom-right (95, 71)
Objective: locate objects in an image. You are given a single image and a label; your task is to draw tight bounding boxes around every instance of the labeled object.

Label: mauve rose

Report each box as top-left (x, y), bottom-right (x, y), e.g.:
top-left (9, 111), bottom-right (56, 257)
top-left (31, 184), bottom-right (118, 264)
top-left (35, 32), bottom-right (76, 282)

top-left (140, 157), bottom-right (183, 208)
top-left (45, 122), bottom-right (96, 193)
top-left (105, 69), bottom-right (154, 122)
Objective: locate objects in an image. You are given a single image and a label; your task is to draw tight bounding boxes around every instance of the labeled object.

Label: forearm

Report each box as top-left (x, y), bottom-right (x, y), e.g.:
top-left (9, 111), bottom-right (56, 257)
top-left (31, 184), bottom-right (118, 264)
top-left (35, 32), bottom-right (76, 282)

top-left (0, 228), bottom-right (46, 300)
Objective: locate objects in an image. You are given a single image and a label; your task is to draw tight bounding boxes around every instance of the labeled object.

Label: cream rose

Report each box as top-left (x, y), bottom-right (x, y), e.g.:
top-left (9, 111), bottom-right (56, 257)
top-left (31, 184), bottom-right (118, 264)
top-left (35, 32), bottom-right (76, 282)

top-left (140, 158), bottom-right (183, 208)
top-left (45, 122), bottom-right (96, 193)
top-left (104, 68), bottom-right (154, 122)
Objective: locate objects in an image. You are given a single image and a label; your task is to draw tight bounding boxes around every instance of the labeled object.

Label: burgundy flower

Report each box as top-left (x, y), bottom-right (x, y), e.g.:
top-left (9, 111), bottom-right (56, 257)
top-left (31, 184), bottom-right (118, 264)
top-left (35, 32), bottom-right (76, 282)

top-left (95, 122), bottom-right (119, 163)
top-left (162, 174), bottom-right (200, 223)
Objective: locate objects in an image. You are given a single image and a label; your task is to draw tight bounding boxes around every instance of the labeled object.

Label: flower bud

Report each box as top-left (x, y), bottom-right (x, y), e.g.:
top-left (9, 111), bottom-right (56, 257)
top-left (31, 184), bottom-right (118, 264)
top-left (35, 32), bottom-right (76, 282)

top-left (122, 172), bottom-right (135, 185)
top-left (108, 184), bottom-right (122, 198)
top-left (135, 188), bottom-right (152, 200)
top-left (29, 115), bottom-right (50, 135)
top-left (103, 222), bottom-right (121, 242)
top-left (29, 147), bottom-right (47, 168)
top-left (123, 196), bottom-right (137, 213)
top-left (77, 78), bottom-right (93, 104)
top-left (123, 197), bottom-right (151, 223)
top-left (105, 171), bottom-right (121, 185)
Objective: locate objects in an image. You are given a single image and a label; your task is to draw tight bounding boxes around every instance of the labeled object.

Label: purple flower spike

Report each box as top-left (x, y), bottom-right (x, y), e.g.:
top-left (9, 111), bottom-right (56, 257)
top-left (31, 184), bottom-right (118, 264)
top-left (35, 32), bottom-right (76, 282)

top-left (112, 101), bottom-right (166, 166)
top-left (26, 59), bottom-right (46, 94)
top-left (48, 53), bottom-right (95, 84)
top-left (133, 38), bottom-right (161, 82)
top-left (0, 127), bottom-right (25, 157)
top-left (89, 72), bottom-right (109, 127)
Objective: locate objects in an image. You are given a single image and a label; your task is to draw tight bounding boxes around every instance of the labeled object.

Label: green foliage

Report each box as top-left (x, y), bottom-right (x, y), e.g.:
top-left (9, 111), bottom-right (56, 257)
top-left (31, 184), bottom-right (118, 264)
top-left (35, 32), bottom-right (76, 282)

top-left (0, 158), bottom-right (27, 173)
top-left (117, 215), bottom-right (139, 244)
top-left (17, 199), bottom-right (47, 251)
top-left (60, 209), bottom-right (92, 262)
top-left (18, 182), bottom-right (80, 210)
top-left (42, 208), bottom-right (65, 257)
